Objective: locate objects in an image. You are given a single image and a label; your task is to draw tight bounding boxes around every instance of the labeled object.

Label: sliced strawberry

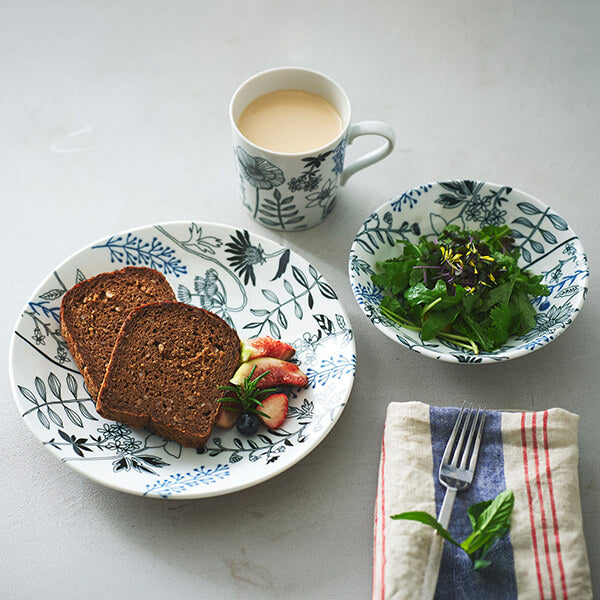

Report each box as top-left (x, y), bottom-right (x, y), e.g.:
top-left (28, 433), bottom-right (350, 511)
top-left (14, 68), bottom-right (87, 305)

top-left (258, 393), bottom-right (289, 429)
top-left (230, 357), bottom-right (309, 389)
top-left (215, 400), bottom-right (239, 429)
top-left (240, 336), bottom-right (295, 362)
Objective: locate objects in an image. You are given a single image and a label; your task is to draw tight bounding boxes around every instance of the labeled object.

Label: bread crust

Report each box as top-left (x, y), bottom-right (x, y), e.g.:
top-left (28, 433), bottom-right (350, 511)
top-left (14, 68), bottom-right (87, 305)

top-left (96, 302), bottom-right (241, 448)
top-left (60, 266), bottom-right (176, 400)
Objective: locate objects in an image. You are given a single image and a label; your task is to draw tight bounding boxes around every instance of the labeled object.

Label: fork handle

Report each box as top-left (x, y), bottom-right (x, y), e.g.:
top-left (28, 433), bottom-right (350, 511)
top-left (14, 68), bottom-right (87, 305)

top-left (437, 487), bottom-right (457, 528)
top-left (419, 487), bottom-right (457, 600)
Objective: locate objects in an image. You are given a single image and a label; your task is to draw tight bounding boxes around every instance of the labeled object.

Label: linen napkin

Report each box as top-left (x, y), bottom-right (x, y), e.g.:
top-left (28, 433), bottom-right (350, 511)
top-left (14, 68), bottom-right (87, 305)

top-left (372, 402), bottom-right (592, 600)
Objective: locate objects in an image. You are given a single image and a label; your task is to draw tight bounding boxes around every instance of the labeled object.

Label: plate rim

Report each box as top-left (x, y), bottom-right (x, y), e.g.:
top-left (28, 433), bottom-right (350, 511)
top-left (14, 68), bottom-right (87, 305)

top-left (9, 219), bottom-right (356, 498)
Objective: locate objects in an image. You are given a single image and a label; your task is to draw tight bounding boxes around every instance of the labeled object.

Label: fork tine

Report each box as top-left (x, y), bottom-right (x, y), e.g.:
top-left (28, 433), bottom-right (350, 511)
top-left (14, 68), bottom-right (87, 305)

top-left (441, 402), bottom-right (466, 466)
top-left (468, 408), bottom-right (487, 472)
top-left (450, 404), bottom-right (473, 466)
top-left (459, 406), bottom-right (481, 469)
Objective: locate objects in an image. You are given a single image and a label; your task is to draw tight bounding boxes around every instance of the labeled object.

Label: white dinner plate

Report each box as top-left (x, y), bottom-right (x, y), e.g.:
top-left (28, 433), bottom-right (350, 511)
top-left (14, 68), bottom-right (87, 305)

top-left (9, 221), bottom-right (356, 498)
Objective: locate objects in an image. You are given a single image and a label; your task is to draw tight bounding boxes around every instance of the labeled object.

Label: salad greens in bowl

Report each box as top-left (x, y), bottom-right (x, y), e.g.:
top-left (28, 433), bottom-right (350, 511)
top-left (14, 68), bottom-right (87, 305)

top-left (349, 180), bottom-right (588, 363)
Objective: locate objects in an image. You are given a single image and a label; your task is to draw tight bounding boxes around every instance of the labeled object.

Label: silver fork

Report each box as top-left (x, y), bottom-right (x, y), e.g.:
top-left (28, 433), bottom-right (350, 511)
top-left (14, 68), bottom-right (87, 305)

top-left (420, 404), bottom-right (487, 600)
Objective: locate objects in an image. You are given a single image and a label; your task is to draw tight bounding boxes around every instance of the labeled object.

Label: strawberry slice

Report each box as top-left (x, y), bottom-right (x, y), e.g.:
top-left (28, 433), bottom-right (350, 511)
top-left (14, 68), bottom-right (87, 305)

top-left (240, 336), bottom-right (295, 362)
top-left (215, 400), bottom-right (239, 429)
top-left (258, 393), bottom-right (289, 429)
top-left (230, 357), bottom-right (309, 389)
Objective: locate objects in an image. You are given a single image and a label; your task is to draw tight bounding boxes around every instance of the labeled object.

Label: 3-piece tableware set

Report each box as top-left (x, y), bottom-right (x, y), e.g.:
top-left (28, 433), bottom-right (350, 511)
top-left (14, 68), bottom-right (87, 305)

top-left (8, 67), bottom-right (589, 498)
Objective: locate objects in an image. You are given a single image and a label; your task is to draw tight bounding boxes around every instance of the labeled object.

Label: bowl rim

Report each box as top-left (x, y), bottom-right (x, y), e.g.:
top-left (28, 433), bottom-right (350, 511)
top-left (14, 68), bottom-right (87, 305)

top-left (348, 179), bottom-right (589, 364)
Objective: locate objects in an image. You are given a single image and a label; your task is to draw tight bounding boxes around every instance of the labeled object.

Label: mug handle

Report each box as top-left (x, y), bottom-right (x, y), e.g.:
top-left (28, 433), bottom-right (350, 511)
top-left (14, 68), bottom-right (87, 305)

top-left (340, 121), bottom-right (396, 186)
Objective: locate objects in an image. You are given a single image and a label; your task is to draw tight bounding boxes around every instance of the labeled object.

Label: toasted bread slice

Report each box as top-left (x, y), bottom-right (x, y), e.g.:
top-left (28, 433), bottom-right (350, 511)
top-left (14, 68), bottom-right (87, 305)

top-left (60, 266), bottom-right (176, 400)
top-left (96, 302), bottom-right (240, 447)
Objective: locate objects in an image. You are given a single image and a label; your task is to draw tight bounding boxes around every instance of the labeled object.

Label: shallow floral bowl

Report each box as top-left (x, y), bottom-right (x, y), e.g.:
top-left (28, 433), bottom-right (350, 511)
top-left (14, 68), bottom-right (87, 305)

top-left (349, 180), bottom-right (588, 364)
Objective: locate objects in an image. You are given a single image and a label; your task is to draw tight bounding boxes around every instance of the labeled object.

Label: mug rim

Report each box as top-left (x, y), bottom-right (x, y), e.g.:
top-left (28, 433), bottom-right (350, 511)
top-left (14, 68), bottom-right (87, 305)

top-left (229, 66), bottom-right (352, 158)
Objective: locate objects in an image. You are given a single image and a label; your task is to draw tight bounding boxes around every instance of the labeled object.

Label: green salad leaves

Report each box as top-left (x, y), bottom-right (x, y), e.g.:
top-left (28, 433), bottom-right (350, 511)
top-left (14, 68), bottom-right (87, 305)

top-left (392, 489), bottom-right (514, 570)
top-left (372, 225), bottom-right (549, 353)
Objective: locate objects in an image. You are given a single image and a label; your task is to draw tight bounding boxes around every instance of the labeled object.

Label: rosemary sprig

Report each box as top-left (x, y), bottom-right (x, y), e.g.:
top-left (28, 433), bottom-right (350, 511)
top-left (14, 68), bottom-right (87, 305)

top-left (218, 365), bottom-right (276, 418)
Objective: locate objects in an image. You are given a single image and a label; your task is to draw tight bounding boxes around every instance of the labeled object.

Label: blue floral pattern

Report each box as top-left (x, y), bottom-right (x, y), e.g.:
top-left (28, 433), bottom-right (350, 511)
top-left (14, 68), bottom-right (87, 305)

top-left (11, 222), bottom-right (356, 498)
top-left (349, 180), bottom-right (589, 364)
top-left (144, 465), bottom-right (230, 498)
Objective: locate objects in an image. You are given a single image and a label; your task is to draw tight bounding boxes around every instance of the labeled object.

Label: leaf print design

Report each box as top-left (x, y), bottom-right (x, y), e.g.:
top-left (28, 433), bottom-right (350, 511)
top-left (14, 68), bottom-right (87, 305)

top-left (354, 212), bottom-right (421, 254)
top-left (349, 252), bottom-right (374, 276)
top-left (258, 188), bottom-right (305, 230)
top-left (331, 137), bottom-right (347, 175)
top-left (509, 204), bottom-right (573, 265)
top-left (20, 372), bottom-right (97, 431)
top-left (301, 151), bottom-right (333, 170)
top-left (306, 355), bottom-right (357, 388)
top-left (181, 223), bottom-right (223, 255)
top-left (431, 181), bottom-right (512, 233)
top-left (243, 264), bottom-right (338, 337)
top-left (144, 465), bottom-right (231, 498)
top-left (92, 234), bottom-right (187, 276)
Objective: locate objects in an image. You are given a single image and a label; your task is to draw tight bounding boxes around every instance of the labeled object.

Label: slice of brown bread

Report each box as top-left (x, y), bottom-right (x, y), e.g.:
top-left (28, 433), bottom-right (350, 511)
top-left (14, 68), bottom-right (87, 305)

top-left (60, 266), bottom-right (176, 401)
top-left (96, 302), bottom-right (241, 447)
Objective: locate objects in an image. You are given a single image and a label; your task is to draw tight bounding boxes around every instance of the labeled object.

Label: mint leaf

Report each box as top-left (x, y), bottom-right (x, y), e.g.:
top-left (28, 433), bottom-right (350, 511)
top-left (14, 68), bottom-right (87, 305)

top-left (461, 490), bottom-right (514, 554)
top-left (404, 280), bottom-right (446, 307)
top-left (510, 289), bottom-right (537, 335)
top-left (456, 313), bottom-right (495, 352)
top-left (481, 279), bottom-right (515, 311)
top-left (461, 291), bottom-right (479, 314)
top-left (380, 296), bottom-right (410, 320)
top-left (390, 511), bottom-right (461, 547)
top-left (421, 308), bottom-right (459, 340)
top-left (405, 280), bottom-right (464, 310)
top-left (400, 241), bottom-right (424, 259)
top-left (391, 490), bottom-right (514, 572)
top-left (372, 258), bottom-right (418, 295)
top-left (467, 499), bottom-right (493, 529)
top-left (514, 273), bottom-right (549, 296)
top-left (472, 526), bottom-right (510, 570)
top-left (474, 557), bottom-right (492, 569)
top-left (488, 304), bottom-right (511, 347)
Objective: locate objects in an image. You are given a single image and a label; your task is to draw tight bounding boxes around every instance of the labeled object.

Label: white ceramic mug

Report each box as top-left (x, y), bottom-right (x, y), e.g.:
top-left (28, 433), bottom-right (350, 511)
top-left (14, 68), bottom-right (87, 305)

top-left (229, 67), bottom-right (396, 231)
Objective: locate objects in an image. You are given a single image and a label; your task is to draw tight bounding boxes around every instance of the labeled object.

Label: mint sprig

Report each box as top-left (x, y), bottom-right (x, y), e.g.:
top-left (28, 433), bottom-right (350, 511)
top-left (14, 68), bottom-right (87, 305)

top-left (391, 489), bottom-right (514, 570)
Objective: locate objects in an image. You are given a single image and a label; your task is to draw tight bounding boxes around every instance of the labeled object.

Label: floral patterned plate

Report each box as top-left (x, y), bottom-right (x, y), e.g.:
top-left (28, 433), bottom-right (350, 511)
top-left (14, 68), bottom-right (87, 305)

top-left (349, 180), bottom-right (588, 363)
top-left (9, 222), bottom-right (356, 498)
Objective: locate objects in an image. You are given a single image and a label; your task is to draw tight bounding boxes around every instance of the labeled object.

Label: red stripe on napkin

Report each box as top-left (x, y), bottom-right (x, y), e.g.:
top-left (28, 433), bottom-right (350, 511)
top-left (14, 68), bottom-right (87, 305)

top-left (373, 432), bottom-right (387, 600)
top-left (532, 412), bottom-right (557, 599)
top-left (521, 412), bottom-right (546, 599)
top-left (543, 410), bottom-right (569, 599)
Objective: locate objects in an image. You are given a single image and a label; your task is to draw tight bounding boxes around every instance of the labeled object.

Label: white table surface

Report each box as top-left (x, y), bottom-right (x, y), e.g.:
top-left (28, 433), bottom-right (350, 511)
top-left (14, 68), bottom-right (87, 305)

top-left (2, 1), bottom-right (598, 598)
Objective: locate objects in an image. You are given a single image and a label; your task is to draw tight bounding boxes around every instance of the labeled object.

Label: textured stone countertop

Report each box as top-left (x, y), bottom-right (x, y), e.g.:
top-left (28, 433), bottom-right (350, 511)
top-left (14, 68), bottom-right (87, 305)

top-left (2, 1), bottom-right (598, 598)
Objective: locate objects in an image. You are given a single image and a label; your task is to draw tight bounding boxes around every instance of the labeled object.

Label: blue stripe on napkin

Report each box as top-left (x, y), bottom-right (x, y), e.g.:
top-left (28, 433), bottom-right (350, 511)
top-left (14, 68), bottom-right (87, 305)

top-left (429, 406), bottom-right (518, 600)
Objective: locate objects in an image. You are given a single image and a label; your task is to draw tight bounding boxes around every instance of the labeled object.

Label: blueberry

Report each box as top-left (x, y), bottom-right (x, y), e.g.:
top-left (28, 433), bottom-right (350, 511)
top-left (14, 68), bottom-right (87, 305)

top-left (236, 412), bottom-right (260, 435)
